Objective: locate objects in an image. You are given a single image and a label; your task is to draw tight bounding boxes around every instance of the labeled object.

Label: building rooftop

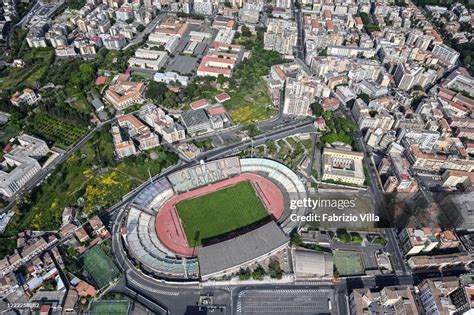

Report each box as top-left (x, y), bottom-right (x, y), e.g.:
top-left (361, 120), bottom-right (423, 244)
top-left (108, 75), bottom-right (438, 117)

top-left (294, 248), bottom-right (333, 277)
top-left (198, 221), bottom-right (288, 277)
top-left (181, 109), bottom-right (210, 128)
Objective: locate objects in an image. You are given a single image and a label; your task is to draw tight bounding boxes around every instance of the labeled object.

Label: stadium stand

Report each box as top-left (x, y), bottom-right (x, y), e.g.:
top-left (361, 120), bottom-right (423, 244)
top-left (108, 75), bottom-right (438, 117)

top-left (124, 179), bottom-right (199, 279)
top-left (240, 158), bottom-right (307, 233)
top-left (168, 157), bottom-right (241, 193)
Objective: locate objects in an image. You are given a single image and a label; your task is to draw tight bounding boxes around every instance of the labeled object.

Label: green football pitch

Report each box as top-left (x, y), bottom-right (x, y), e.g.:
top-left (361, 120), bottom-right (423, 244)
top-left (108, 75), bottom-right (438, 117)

top-left (90, 301), bottom-right (129, 315)
top-left (333, 251), bottom-right (365, 276)
top-left (80, 245), bottom-right (121, 288)
top-left (176, 181), bottom-right (269, 246)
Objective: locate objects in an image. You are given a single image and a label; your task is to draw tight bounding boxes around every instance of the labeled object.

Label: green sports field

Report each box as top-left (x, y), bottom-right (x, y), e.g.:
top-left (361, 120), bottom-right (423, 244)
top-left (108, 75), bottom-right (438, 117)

top-left (333, 251), bottom-right (365, 276)
top-left (90, 301), bottom-right (129, 315)
top-left (80, 245), bottom-right (121, 288)
top-left (176, 181), bottom-right (269, 246)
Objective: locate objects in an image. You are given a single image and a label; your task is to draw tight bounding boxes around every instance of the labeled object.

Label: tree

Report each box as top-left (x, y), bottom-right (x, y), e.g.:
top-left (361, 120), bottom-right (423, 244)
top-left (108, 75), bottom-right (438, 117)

top-left (136, 24), bottom-right (145, 32)
top-left (79, 63), bottom-right (95, 84)
top-left (337, 229), bottom-right (351, 243)
top-left (244, 124), bottom-right (260, 137)
top-left (310, 102), bottom-right (323, 116)
top-left (241, 25), bottom-right (252, 37)
top-left (239, 267), bottom-right (251, 280)
top-left (251, 264), bottom-right (266, 280)
top-left (322, 110), bottom-right (332, 121)
top-left (357, 93), bottom-right (370, 104)
top-left (268, 259), bottom-right (283, 279)
top-left (145, 81), bottom-right (168, 102)
top-left (290, 231), bottom-right (303, 246)
top-left (216, 74), bottom-right (226, 84)
top-left (463, 55), bottom-right (472, 66)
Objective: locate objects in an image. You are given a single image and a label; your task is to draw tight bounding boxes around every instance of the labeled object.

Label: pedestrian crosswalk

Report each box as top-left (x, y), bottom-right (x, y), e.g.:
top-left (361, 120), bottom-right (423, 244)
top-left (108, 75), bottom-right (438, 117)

top-left (296, 281), bottom-right (334, 286)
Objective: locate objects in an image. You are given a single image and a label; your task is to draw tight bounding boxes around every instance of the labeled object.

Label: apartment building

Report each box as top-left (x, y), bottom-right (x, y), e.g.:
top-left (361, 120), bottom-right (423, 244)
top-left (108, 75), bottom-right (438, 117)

top-left (418, 278), bottom-right (471, 314)
top-left (432, 44), bottom-right (460, 67)
top-left (283, 77), bottom-right (317, 116)
top-left (138, 104), bottom-right (186, 143)
top-left (112, 125), bottom-right (136, 159)
top-left (350, 286), bottom-right (418, 315)
top-left (264, 19), bottom-right (298, 58)
top-left (117, 114), bottom-right (160, 150)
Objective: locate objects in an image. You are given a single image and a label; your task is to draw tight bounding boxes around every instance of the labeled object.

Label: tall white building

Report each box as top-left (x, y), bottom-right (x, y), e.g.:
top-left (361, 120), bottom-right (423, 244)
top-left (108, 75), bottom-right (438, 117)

top-left (393, 64), bottom-right (436, 91)
top-left (432, 44), bottom-right (460, 67)
top-left (264, 19), bottom-right (297, 58)
top-left (0, 135), bottom-right (50, 198)
top-left (283, 77), bottom-right (316, 116)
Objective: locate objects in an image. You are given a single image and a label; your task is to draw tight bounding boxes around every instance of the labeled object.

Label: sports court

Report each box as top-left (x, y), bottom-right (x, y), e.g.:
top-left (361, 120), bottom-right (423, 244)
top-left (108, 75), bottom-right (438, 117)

top-left (90, 301), bottom-right (129, 315)
top-left (333, 250), bottom-right (365, 276)
top-left (80, 245), bottom-right (121, 288)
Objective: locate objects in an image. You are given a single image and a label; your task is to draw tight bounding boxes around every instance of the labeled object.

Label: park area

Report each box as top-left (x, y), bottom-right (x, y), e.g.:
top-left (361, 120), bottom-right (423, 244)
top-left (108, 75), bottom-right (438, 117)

top-left (89, 301), bottom-right (129, 315)
top-left (80, 245), bottom-right (121, 289)
top-left (224, 80), bottom-right (276, 124)
top-left (176, 181), bottom-right (268, 246)
top-left (333, 251), bottom-right (365, 276)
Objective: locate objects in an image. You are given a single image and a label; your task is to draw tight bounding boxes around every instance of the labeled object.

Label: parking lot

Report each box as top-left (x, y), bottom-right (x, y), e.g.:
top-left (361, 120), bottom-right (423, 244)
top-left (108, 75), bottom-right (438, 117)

top-left (237, 288), bottom-right (334, 314)
top-left (166, 55), bottom-right (199, 75)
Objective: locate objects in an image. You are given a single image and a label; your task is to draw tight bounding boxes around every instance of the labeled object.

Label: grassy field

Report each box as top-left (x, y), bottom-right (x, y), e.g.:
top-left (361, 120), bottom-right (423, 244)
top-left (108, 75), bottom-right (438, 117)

top-left (224, 80), bottom-right (275, 124)
top-left (80, 245), bottom-right (120, 289)
top-left (333, 251), bottom-right (365, 276)
top-left (90, 301), bottom-right (129, 315)
top-left (176, 181), bottom-right (268, 246)
top-left (0, 48), bottom-right (54, 90)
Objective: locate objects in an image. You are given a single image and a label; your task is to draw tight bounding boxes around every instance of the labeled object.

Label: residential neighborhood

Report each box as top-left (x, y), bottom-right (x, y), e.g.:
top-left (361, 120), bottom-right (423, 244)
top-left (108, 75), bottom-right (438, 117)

top-left (0, 0), bottom-right (473, 313)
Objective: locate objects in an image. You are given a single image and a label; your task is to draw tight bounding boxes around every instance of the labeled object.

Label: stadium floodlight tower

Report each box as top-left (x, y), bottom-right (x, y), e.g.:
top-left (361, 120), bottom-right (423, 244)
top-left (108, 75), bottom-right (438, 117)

top-left (148, 168), bottom-right (153, 184)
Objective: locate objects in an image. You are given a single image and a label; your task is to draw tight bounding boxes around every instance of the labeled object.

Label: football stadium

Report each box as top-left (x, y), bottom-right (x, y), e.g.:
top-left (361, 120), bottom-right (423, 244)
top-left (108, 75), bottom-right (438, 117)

top-left (121, 157), bottom-right (307, 281)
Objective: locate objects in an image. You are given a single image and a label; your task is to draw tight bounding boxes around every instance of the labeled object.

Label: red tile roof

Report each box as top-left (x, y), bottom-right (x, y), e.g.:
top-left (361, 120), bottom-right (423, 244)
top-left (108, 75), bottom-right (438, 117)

top-left (190, 99), bottom-right (209, 110)
top-left (215, 92), bottom-right (231, 102)
top-left (95, 76), bottom-right (107, 86)
top-left (207, 105), bottom-right (226, 116)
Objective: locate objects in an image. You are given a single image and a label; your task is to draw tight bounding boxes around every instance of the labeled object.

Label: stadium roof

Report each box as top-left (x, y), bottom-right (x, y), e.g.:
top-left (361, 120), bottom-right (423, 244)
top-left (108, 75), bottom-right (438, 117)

top-left (198, 222), bottom-right (288, 277)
